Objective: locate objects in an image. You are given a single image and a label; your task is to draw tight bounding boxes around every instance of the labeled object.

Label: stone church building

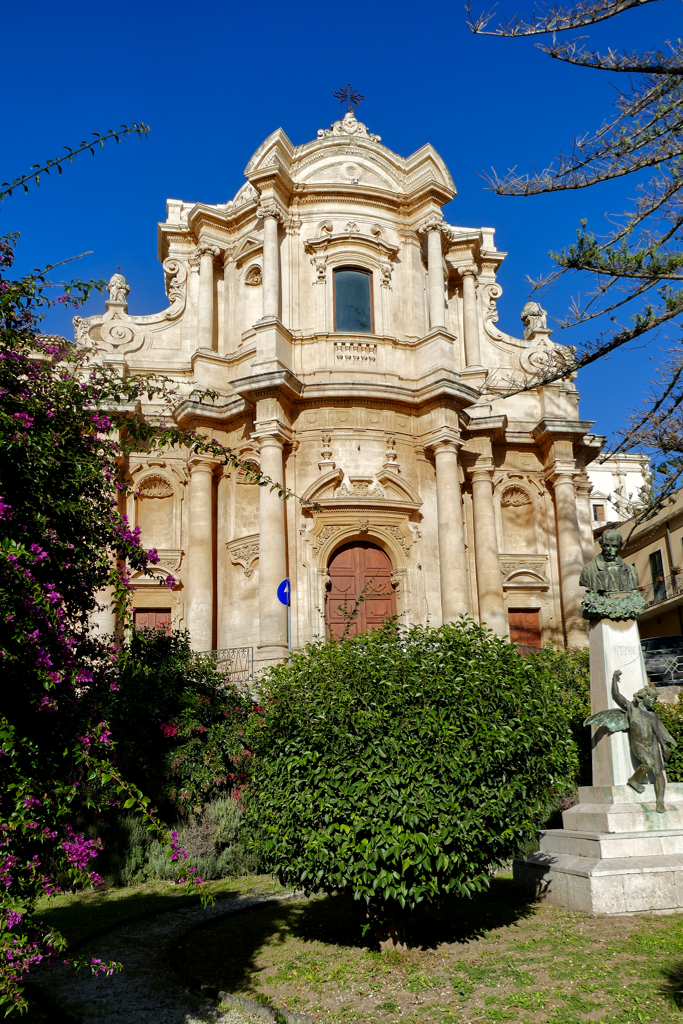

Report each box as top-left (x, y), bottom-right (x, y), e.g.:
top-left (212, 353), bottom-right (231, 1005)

top-left (80, 109), bottom-right (602, 667)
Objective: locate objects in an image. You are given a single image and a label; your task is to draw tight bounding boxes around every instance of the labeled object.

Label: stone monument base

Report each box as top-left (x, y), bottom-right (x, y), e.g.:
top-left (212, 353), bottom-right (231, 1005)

top-left (514, 783), bottom-right (683, 914)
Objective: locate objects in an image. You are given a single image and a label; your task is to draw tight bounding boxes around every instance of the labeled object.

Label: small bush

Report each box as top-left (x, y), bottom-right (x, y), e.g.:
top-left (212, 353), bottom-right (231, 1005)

top-left (244, 619), bottom-right (578, 945)
top-left (95, 798), bottom-right (257, 885)
top-left (99, 628), bottom-right (254, 818)
top-left (655, 699), bottom-right (683, 782)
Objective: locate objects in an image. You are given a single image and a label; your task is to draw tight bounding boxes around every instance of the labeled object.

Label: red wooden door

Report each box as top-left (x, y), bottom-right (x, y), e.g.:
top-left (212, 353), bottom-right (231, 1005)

top-left (133, 608), bottom-right (172, 632)
top-left (508, 609), bottom-right (541, 649)
top-left (327, 542), bottom-right (396, 638)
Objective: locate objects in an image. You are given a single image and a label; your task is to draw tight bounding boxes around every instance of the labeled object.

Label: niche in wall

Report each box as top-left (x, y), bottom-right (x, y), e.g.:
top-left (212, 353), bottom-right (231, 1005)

top-left (500, 485), bottom-right (536, 553)
top-left (136, 475), bottom-right (174, 549)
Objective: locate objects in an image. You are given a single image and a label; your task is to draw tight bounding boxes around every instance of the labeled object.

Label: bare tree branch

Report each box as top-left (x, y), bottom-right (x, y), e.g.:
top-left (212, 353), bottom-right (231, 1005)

top-left (466, 0), bottom-right (660, 37)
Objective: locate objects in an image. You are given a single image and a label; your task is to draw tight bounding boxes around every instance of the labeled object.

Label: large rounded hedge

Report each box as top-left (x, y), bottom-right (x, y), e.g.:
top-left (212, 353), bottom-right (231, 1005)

top-left (245, 619), bottom-right (578, 944)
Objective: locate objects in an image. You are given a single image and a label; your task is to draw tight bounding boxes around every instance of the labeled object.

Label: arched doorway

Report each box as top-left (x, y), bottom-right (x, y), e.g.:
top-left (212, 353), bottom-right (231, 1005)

top-left (327, 541), bottom-right (396, 638)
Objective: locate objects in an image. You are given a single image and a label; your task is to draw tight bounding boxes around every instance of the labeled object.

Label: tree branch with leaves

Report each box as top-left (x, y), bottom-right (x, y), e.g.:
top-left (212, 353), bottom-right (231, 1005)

top-left (468, 0), bottom-right (683, 520)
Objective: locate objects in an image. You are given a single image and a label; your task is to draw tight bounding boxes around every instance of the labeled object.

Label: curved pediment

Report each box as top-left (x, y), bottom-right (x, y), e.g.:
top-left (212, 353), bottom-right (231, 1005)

top-left (302, 468), bottom-right (421, 510)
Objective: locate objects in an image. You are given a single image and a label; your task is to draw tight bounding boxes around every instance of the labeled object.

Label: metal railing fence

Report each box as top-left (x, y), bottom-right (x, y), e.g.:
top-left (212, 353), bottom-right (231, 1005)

top-left (210, 646), bottom-right (253, 682)
top-left (638, 573), bottom-right (683, 609)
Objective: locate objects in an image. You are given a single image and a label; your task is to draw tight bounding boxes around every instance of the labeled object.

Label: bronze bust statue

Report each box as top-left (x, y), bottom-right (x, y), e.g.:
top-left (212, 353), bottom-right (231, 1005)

top-left (579, 529), bottom-right (645, 621)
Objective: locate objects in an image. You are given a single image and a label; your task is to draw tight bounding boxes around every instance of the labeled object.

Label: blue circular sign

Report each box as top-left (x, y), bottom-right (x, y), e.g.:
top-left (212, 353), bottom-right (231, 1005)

top-left (277, 578), bottom-right (290, 606)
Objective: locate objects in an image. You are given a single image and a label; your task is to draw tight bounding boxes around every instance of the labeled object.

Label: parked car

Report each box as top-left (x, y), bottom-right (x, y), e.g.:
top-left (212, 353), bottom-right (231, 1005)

top-left (641, 636), bottom-right (683, 685)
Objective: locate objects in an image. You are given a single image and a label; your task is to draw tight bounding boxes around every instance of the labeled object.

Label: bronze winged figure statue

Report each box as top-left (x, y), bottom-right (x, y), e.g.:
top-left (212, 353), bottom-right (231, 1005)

top-left (585, 671), bottom-right (677, 813)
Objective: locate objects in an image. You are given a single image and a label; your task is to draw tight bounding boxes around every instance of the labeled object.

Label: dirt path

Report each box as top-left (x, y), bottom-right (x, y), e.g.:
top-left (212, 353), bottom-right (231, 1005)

top-left (34, 892), bottom-right (286, 1024)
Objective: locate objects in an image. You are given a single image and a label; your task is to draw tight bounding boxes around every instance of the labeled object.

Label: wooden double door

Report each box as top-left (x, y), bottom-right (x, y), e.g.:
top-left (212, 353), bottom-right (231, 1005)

top-left (508, 608), bottom-right (541, 649)
top-left (133, 608), bottom-right (172, 632)
top-left (327, 542), bottom-right (397, 638)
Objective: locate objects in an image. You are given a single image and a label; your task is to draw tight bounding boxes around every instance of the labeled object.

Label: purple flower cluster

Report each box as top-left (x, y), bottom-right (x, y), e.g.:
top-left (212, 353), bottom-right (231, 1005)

top-left (60, 827), bottom-right (103, 872)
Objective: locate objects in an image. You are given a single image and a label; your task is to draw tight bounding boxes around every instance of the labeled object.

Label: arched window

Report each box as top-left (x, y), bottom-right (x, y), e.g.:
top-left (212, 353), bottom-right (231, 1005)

top-left (334, 268), bottom-right (373, 333)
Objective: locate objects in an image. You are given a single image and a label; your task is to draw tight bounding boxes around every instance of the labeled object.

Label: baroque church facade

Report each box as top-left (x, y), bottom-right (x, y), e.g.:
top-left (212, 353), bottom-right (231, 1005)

top-left (80, 110), bottom-right (602, 666)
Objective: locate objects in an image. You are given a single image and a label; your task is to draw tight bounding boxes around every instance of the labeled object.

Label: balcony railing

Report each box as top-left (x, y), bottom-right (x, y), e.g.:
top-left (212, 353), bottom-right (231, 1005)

top-left (638, 573), bottom-right (683, 609)
top-left (210, 646), bottom-right (254, 681)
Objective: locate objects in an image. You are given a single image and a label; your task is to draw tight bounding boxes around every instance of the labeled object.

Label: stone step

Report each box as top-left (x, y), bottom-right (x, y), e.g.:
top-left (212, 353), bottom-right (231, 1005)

top-left (541, 827), bottom-right (683, 859)
top-left (514, 850), bottom-right (683, 914)
top-left (563, 800), bottom-right (683, 833)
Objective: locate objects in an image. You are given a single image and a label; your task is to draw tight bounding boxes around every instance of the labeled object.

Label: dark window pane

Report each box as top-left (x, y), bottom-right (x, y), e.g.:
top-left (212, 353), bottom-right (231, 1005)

top-left (335, 270), bottom-right (372, 333)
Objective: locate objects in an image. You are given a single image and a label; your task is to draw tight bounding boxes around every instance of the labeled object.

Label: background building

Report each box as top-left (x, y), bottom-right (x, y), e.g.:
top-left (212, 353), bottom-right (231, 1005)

top-left (615, 490), bottom-right (683, 640)
top-left (82, 110), bottom-right (604, 665)
top-left (586, 453), bottom-right (649, 531)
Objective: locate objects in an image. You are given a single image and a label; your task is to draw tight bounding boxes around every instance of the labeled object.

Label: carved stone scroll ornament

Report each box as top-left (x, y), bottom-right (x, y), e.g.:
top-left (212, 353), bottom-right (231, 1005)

top-left (317, 110), bottom-right (381, 142)
top-left (500, 559), bottom-right (548, 578)
top-left (385, 525), bottom-right (410, 553)
top-left (73, 272), bottom-right (143, 355)
top-left (519, 331), bottom-right (577, 377)
top-left (380, 262), bottom-right (393, 288)
top-left (311, 257), bottom-right (327, 281)
top-left (98, 313), bottom-right (145, 354)
top-left (229, 539), bottom-right (260, 578)
top-left (313, 524), bottom-right (341, 552)
top-left (162, 258), bottom-right (187, 318)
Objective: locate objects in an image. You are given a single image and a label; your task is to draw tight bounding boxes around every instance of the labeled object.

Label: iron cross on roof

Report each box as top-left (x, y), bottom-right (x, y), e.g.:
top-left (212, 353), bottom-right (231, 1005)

top-left (333, 83), bottom-right (364, 119)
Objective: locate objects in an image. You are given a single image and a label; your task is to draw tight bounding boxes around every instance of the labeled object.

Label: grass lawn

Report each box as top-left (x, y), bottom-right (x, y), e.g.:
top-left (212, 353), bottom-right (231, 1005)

top-left (171, 877), bottom-right (683, 1024)
top-left (22, 874), bottom-right (284, 1023)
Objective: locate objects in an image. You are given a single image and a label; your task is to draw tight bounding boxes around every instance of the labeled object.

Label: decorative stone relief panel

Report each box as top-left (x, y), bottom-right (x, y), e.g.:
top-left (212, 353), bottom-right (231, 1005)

top-left (228, 535), bottom-right (260, 578)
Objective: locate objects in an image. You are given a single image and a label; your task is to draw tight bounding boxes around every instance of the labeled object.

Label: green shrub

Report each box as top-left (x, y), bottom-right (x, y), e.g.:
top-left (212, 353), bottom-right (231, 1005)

top-left (244, 619), bottom-right (578, 945)
top-left (96, 798), bottom-right (257, 885)
top-left (99, 627), bottom-right (254, 819)
top-left (655, 698), bottom-right (683, 782)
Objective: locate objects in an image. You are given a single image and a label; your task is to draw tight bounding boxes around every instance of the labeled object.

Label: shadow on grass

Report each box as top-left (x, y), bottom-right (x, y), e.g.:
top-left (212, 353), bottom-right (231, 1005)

top-left (35, 880), bottom-right (249, 951)
top-left (171, 876), bottom-right (539, 1002)
top-left (660, 963), bottom-right (683, 1009)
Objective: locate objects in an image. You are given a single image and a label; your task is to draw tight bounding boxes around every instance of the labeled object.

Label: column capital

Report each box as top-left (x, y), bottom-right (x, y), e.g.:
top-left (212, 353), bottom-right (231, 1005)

top-left (252, 423), bottom-right (293, 449)
top-left (193, 242), bottom-right (221, 263)
top-left (256, 200), bottom-right (286, 224)
top-left (418, 216), bottom-right (444, 236)
top-left (544, 462), bottom-right (578, 487)
top-left (188, 457), bottom-right (218, 476)
top-left (458, 264), bottom-right (479, 279)
top-left (422, 427), bottom-right (463, 454)
top-left (468, 459), bottom-right (495, 484)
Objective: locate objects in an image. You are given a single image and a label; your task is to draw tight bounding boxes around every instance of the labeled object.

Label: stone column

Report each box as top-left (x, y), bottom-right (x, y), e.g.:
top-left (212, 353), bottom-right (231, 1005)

top-left (186, 460), bottom-right (214, 651)
top-left (91, 586), bottom-right (116, 637)
top-left (433, 440), bottom-right (470, 621)
top-left (470, 462), bottom-right (506, 635)
top-left (258, 202), bottom-right (283, 320)
top-left (424, 220), bottom-right (445, 330)
top-left (459, 265), bottom-right (481, 367)
top-left (257, 434), bottom-right (288, 662)
top-left (575, 476), bottom-right (596, 567)
top-left (551, 471), bottom-right (587, 647)
top-left (216, 466), bottom-right (232, 650)
top-left (196, 243), bottom-right (219, 351)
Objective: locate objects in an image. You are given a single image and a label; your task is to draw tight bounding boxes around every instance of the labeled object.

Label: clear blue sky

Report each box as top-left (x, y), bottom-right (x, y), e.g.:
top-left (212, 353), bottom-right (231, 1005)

top-left (2, 0), bottom-right (678, 445)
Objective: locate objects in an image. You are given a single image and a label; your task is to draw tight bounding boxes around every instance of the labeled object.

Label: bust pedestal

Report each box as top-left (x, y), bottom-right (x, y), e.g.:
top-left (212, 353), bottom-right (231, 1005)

top-left (514, 618), bottom-right (683, 914)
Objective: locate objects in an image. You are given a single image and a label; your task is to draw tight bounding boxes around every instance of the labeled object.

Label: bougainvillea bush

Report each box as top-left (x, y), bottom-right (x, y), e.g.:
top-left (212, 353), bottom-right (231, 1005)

top-left (244, 619), bottom-right (578, 947)
top-left (100, 627), bottom-right (256, 819)
top-left (0, 230), bottom-right (271, 1013)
